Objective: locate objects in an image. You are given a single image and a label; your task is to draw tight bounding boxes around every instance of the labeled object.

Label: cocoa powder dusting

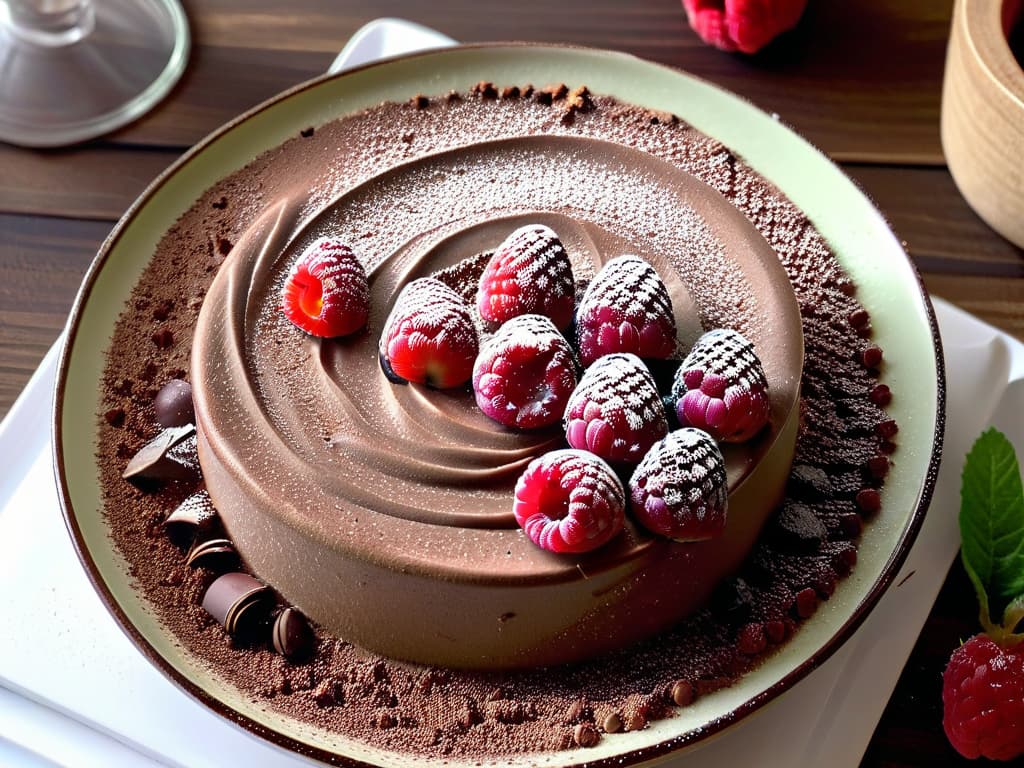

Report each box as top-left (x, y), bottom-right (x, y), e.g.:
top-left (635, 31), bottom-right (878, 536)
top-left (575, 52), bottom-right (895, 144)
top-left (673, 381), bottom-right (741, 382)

top-left (95, 87), bottom-right (895, 760)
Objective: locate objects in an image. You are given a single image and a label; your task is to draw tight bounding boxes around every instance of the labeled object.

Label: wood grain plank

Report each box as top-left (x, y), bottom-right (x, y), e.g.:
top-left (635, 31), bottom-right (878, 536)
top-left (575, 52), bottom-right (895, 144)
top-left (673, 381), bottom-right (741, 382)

top-left (848, 165), bottom-right (1024, 274)
top-left (923, 273), bottom-right (1024, 340)
top-left (96, 0), bottom-right (951, 163)
top-left (0, 146), bottom-right (179, 222)
top-left (0, 214), bottom-right (110, 414)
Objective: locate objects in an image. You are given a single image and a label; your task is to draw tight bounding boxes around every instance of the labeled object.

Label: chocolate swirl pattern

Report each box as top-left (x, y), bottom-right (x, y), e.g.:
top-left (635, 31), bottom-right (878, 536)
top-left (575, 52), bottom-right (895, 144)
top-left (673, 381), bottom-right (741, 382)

top-left (192, 135), bottom-right (803, 668)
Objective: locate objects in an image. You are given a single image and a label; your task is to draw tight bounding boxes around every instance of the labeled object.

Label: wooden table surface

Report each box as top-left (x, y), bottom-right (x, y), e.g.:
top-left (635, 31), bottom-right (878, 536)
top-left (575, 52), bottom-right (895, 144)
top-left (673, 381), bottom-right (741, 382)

top-left (2, 1), bottom-right (1021, 764)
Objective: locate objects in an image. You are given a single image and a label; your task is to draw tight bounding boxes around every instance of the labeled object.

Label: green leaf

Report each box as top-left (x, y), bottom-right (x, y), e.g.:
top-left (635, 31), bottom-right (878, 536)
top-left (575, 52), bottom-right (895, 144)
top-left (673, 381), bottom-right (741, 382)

top-left (960, 428), bottom-right (1024, 629)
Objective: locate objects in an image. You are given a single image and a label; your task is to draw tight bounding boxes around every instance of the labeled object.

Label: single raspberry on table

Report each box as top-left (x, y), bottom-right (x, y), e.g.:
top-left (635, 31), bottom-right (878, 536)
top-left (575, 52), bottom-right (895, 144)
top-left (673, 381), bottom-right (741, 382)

top-left (477, 224), bottom-right (575, 331)
top-left (380, 278), bottom-right (479, 389)
top-left (564, 353), bottom-right (668, 464)
top-left (514, 449), bottom-right (625, 554)
top-left (473, 314), bottom-right (576, 429)
top-left (280, 238), bottom-right (369, 338)
top-left (629, 428), bottom-right (728, 541)
top-left (682, 0), bottom-right (809, 55)
top-left (671, 327), bottom-right (769, 442)
top-left (942, 634), bottom-right (1024, 760)
top-left (576, 255), bottom-right (677, 367)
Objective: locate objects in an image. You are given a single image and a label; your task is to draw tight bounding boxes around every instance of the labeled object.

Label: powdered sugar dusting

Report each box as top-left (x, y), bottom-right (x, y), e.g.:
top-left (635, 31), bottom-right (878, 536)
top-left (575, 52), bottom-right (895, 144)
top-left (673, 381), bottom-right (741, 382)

top-left (564, 352), bottom-right (668, 463)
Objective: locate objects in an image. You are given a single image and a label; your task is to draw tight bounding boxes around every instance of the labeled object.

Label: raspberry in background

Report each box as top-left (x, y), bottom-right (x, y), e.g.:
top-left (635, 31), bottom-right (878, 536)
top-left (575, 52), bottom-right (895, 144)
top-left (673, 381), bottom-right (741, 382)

top-left (576, 255), bottom-right (677, 367)
top-left (671, 327), bottom-right (769, 442)
top-left (380, 277), bottom-right (479, 389)
top-left (682, 0), bottom-right (808, 55)
top-left (477, 224), bottom-right (575, 331)
top-left (280, 238), bottom-right (369, 338)
top-left (564, 352), bottom-right (668, 464)
top-left (630, 428), bottom-right (728, 541)
top-left (473, 314), bottom-right (577, 429)
top-left (941, 428), bottom-right (1024, 761)
top-left (514, 449), bottom-right (625, 554)
top-left (942, 634), bottom-right (1024, 760)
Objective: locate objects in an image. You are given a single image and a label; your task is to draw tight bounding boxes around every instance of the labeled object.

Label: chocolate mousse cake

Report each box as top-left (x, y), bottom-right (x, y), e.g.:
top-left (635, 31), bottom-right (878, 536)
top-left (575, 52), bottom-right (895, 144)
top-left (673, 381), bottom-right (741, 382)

top-left (97, 82), bottom-right (895, 758)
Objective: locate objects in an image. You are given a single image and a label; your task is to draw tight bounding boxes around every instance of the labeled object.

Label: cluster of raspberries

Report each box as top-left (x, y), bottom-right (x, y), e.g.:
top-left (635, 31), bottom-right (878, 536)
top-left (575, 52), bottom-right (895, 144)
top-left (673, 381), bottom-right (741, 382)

top-left (280, 226), bottom-right (770, 554)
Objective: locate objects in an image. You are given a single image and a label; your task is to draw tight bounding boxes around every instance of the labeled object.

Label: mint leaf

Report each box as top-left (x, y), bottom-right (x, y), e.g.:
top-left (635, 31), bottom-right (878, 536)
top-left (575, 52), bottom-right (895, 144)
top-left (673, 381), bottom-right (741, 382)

top-left (960, 428), bottom-right (1024, 630)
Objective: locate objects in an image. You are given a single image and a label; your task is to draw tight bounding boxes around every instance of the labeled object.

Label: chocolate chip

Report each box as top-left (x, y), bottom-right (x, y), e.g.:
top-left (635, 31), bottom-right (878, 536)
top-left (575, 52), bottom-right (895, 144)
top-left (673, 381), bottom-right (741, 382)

top-left (122, 425), bottom-right (198, 482)
top-left (272, 607), bottom-right (316, 662)
top-left (411, 94), bottom-right (429, 109)
top-left (104, 407), bottom-right (126, 427)
top-left (500, 85), bottom-right (520, 99)
top-left (848, 308), bottom-right (869, 328)
top-left (217, 238), bottom-right (233, 256)
top-left (154, 379), bottom-right (194, 427)
top-left (670, 679), bottom-right (694, 707)
top-left (470, 81), bottom-right (497, 99)
top-left (601, 712), bottom-right (622, 733)
top-left (875, 418), bottom-right (899, 439)
top-left (794, 587), bottom-right (818, 619)
top-left (202, 572), bottom-right (273, 636)
top-left (861, 345), bottom-right (883, 369)
top-left (573, 723), bottom-right (600, 747)
top-left (770, 502), bottom-right (826, 552)
top-left (563, 698), bottom-right (589, 724)
top-left (867, 455), bottom-right (890, 479)
top-left (152, 299), bottom-right (174, 322)
top-left (869, 383), bottom-right (892, 406)
top-left (211, 196), bottom-right (228, 209)
top-left (856, 487), bottom-right (881, 514)
top-left (164, 490), bottom-right (219, 546)
top-left (151, 328), bottom-right (174, 349)
top-left (186, 538), bottom-right (238, 570)
top-left (541, 83), bottom-right (568, 101)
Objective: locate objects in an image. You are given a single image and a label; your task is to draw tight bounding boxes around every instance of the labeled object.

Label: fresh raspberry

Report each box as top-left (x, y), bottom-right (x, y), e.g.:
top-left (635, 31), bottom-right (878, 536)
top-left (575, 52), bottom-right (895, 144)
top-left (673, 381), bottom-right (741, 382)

top-left (629, 428), bottom-right (728, 541)
top-left (472, 314), bottom-right (576, 429)
top-left (576, 255), bottom-right (677, 367)
top-left (671, 328), bottom-right (769, 442)
top-left (943, 634), bottom-right (1024, 760)
top-left (380, 278), bottom-right (479, 389)
top-left (476, 224), bottom-right (575, 330)
top-left (513, 449), bottom-right (625, 554)
top-left (564, 353), bottom-right (668, 463)
top-left (280, 238), bottom-right (368, 338)
top-left (682, 0), bottom-right (809, 55)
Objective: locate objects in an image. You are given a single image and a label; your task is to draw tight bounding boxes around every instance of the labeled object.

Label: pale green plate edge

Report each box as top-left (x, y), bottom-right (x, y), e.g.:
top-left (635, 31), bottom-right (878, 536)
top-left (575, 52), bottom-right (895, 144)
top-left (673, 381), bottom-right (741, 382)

top-left (55, 44), bottom-right (943, 768)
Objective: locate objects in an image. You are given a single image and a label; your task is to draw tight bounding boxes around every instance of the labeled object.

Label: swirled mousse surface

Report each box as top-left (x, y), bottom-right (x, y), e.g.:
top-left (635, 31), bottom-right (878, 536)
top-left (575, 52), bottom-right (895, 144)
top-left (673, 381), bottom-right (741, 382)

top-left (97, 86), bottom-right (894, 758)
top-left (191, 133), bottom-right (802, 668)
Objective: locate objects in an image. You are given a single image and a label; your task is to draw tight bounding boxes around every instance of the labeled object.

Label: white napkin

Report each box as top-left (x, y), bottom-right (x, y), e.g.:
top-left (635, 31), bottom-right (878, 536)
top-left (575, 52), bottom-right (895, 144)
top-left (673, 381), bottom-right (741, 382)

top-left (0, 17), bottom-right (1021, 766)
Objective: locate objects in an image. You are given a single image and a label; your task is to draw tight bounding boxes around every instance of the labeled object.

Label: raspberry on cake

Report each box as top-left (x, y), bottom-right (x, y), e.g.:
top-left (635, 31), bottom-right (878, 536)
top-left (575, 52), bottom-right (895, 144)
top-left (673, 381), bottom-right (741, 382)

top-left (563, 352), bottom-right (668, 463)
top-left (280, 238), bottom-right (368, 338)
top-left (513, 449), bottom-right (625, 553)
top-left (630, 428), bottom-right (728, 541)
top-left (671, 327), bottom-right (770, 442)
top-left (472, 314), bottom-right (577, 429)
top-left (476, 223), bottom-right (575, 330)
top-left (576, 255), bottom-right (677, 366)
top-left (380, 277), bottom-right (479, 388)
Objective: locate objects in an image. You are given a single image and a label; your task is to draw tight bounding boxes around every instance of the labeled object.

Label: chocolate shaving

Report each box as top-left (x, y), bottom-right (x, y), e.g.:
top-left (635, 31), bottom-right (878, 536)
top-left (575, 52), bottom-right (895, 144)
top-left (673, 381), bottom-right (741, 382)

top-left (122, 424), bottom-right (197, 482)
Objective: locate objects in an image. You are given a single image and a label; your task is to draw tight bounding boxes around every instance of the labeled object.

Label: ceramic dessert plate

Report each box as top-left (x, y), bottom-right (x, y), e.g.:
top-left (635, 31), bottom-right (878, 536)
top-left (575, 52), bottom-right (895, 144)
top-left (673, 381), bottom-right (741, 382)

top-left (54, 45), bottom-right (944, 767)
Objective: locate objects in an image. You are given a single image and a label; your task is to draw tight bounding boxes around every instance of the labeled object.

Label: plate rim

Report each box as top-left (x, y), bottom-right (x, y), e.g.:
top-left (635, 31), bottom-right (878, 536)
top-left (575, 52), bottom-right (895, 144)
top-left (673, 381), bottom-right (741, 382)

top-left (52, 42), bottom-right (946, 768)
